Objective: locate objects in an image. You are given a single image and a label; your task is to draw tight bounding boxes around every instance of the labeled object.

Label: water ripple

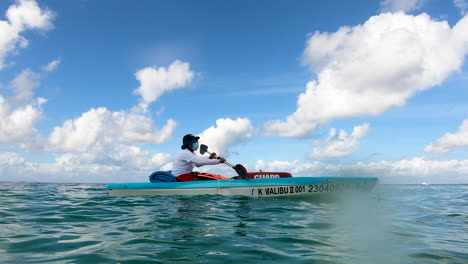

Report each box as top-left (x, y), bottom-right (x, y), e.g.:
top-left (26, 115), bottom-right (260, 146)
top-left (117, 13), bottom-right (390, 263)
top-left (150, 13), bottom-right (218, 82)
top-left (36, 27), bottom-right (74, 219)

top-left (0, 183), bottom-right (466, 263)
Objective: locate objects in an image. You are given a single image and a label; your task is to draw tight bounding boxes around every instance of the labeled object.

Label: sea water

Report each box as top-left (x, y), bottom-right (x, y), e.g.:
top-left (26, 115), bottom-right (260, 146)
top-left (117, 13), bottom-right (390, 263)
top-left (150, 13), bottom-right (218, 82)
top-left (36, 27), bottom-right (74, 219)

top-left (0, 183), bottom-right (466, 263)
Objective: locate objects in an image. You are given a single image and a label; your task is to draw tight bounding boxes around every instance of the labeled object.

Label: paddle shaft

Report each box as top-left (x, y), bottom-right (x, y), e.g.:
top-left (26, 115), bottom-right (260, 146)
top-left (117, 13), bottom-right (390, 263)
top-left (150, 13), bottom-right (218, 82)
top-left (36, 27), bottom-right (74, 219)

top-left (200, 144), bottom-right (249, 180)
top-left (204, 149), bottom-right (234, 168)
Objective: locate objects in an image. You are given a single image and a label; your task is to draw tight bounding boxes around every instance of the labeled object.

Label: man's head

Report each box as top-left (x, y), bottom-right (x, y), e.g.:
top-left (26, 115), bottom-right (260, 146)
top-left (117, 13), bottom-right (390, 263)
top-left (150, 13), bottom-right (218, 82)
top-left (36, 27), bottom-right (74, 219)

top-left (181, 134), bottom-right (200, 150)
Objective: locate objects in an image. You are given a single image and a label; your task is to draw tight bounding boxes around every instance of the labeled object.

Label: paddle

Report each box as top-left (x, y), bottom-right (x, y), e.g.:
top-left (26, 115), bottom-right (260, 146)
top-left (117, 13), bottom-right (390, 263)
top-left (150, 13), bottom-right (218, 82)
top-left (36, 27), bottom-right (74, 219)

top-left (200, 144), bottom-right (249, 180)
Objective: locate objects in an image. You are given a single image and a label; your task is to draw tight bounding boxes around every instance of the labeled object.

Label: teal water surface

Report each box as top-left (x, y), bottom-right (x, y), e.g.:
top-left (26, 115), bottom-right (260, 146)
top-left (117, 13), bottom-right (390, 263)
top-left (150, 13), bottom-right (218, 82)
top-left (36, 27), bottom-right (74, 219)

top-left (0, 183), bottom-right (466, 263)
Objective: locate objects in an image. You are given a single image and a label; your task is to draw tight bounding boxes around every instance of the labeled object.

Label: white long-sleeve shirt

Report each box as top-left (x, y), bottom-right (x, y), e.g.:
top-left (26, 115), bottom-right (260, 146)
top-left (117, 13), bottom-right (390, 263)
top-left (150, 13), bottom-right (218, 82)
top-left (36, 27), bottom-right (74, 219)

top-left (171, 149), bottom-right (220, 176)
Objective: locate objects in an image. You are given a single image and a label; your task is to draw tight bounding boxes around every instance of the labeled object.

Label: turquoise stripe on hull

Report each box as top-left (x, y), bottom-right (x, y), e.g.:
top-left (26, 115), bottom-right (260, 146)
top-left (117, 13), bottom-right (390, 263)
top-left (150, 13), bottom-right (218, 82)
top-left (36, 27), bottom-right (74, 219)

top-left (107, 177), bottom-right (378, 190)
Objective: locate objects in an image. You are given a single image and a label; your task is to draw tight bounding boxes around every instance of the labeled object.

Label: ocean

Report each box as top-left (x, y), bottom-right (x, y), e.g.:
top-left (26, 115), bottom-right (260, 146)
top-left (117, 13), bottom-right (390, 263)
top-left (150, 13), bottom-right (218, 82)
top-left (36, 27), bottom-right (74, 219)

top-left (0, 183), bottom-right (466, 263)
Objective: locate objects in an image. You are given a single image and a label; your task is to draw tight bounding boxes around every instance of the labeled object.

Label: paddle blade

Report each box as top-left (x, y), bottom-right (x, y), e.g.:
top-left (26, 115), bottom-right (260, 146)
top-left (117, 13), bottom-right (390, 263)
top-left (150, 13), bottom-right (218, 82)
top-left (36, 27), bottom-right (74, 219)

top-left (200, 144), bottom-right (208, 155)
top-left (234, 164), bottom-right (249, 180)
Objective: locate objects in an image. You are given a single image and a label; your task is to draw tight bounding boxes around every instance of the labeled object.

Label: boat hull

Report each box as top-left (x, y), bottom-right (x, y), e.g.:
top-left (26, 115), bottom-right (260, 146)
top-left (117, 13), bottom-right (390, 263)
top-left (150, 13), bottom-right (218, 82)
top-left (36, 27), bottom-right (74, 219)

top-left (107, 177), bottom-right (378, 198)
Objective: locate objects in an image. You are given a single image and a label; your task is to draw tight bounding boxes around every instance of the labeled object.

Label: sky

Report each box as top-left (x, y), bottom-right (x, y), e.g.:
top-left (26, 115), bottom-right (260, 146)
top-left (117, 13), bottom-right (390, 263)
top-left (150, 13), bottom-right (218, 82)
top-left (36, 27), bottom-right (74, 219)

top-left (0, 0), bottom-right (467, 184)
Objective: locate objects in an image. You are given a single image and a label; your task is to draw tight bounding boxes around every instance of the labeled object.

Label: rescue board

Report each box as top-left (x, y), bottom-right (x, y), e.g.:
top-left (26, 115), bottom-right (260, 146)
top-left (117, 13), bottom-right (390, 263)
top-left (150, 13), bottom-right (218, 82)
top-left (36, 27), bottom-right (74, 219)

top-left (107, 176), bottom-right (378, 197)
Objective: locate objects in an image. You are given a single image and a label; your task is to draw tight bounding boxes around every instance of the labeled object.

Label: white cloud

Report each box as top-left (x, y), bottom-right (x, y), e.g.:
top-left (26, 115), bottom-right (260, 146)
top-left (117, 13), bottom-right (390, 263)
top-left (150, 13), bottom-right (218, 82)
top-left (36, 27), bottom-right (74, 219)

top-left (1, 150), bottom-right (466, 184)
top-left (0, 98), bottom-right (41, 142)
top-left (424, 119), bottom-right (468, 153)
top-left (111, 145), bottom-right (172, 171)
top-left (6, 0), bottom-right (53, 30)
top-left (255, 160), bottom-right (300, 172)
top-left (254, 158), bottom-right (468, 184)
top-left (10, 68), bottom-right (39, 103)
top-left (309, 123), bottom-right (370, 160)
top-left (0, 69), bottom-right (44, 145)
top-left (454, 0), bottom-right (468, 16)
top-left (0, 146), bottom-right (173, 183)
top-left (134, 60), bottom-right (195, 108)
top-left (42, 58), bottom-right (61, 72)
top-left (48, 107), bottom-right (177, 153)
top-left (380, 0), bottom-right (424, 12)
top-left (198, 117), bottom-right (254, 155)
top-left (0, 151), bottom-right (26, 166)
top-left (54, 144), bottom-right (172, 172)
top-left (0, 0), bottom-right (54, 69)
top-left (264, 13), bottom-right (468, 138)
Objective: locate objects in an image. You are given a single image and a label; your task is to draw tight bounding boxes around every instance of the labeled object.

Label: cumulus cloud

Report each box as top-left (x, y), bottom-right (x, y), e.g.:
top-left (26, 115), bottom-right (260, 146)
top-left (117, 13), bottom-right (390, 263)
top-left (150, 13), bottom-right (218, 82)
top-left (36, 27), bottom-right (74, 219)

top-left (255, 160), bottom-right (300, 173)
top-left (0, 146), bottom-right (173, 183)
top-left (0, 151), bottom-right (26, 167)
top-left (134, 60), bottom-right (195, 108)
top-left (42, 59), bottom-right (197, 176)
top-left (380, 0), bottom-right (424, 12)
top-left (309, 123), bottom-right (370, 160)
top-left (424, 119), bottom-right (468, 153)
top-left (198, 117), bottom-right (254, 155)
top-left (42, 58), bottom-right (61, 72)
top-left (0, 0), bottom-right (54, 69)
top-left (455, 0), bottom-right (468, 16)
top-left (111, 145), bottom-right (172, 171)
top-left (10, 68), bottom-right (39, 103)
top-left (0, 98), bottom-right (42, 142)
top-left (48, 107), bottom-right (177, 153)
top-left (6, 0), bottom-right (53, 30)
top-left (55, 144), bottom-right (172, 172)
top-left (254, 158), bottom-right (468, 184)
top-left (264, 13), bottom-right (468, 138)
top-left (0, 69), bottom-right (45, 145)
top-left (37, 59), bottom-right (197, 178)
top-left (1, 150), bottom-right (466, 183)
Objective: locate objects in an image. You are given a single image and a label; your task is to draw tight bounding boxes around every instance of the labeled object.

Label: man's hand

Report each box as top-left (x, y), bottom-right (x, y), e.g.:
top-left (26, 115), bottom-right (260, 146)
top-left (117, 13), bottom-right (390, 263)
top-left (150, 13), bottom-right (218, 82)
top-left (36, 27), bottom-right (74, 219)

top-left (209, 152), bottom-right (225, 163)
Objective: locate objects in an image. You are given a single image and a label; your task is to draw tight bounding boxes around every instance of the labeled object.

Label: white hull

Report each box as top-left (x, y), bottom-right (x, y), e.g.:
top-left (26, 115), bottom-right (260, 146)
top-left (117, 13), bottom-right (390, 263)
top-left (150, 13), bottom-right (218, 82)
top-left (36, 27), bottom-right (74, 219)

top-left (107, 177), bottom-right (378, 198)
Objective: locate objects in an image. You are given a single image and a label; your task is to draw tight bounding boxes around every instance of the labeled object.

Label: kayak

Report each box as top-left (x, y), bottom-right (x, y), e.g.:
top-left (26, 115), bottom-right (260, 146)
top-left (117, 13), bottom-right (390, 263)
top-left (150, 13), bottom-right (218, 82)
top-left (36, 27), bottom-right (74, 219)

top-left (107, 176), bottom-right (378, 198)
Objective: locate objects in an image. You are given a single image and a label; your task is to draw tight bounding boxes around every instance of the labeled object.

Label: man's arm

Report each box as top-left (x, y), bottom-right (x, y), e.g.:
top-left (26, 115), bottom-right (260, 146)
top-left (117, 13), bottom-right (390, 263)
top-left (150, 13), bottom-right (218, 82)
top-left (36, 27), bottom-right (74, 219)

top-left (190, 155), bottom-right (221, 166)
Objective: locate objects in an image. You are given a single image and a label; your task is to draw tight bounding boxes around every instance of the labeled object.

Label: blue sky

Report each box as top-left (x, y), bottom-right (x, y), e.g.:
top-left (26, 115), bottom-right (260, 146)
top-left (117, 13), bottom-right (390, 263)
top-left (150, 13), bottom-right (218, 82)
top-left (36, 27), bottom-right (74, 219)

top-left (0, 0), bottom-right (467, 184)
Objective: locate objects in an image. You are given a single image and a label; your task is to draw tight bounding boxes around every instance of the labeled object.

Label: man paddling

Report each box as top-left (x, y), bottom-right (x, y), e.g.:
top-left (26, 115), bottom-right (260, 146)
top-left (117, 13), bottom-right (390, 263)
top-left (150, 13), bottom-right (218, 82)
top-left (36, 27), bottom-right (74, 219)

top-left (172, 134), bottom-right (228, 181)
